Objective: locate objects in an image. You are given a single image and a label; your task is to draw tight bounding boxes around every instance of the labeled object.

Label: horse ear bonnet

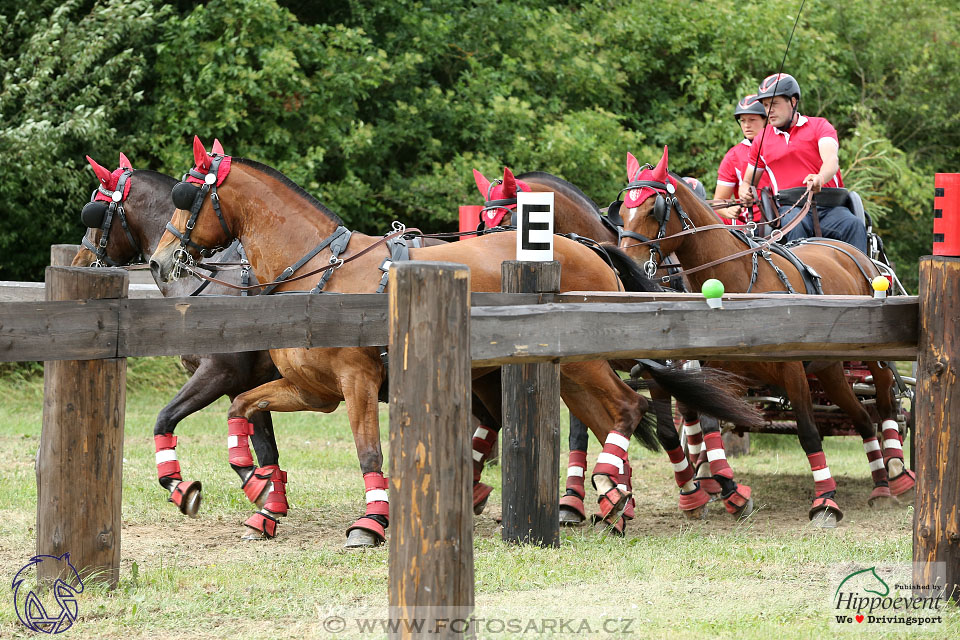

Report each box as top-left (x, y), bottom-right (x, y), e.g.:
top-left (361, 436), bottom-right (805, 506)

top-left (171, 181), bottom-right (199, 210)
top-left (80, 201), bottom-right (108, 228)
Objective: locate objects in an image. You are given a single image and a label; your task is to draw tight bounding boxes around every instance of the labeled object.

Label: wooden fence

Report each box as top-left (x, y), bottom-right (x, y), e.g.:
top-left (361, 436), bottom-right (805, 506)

top-left (4, 254), bottom-right (956, 635)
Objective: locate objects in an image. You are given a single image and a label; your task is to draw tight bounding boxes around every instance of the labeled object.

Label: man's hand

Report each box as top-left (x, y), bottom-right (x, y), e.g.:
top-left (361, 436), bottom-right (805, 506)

top-left (716, 204), bottom-right (742, 220)
top-left (803, 173), bottom-right (824, 193)
top-left (737, 181), bottom-right (755, 203)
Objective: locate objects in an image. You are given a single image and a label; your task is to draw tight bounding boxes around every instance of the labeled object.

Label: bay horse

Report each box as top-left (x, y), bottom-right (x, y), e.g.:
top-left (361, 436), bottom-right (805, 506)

top-left (148, 137), bottom-right (764, 547)
top-left (73, 151), bottom-right (506, 539)
top-left (73, 152), bottom-right (284, 539)
top-left (613, 146), bottom-right (915, 527)
top-left (471, 167), bottom-right (754, 523)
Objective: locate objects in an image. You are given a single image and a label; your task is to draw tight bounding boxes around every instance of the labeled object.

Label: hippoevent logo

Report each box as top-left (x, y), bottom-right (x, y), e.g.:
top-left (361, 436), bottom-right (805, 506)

top-left (830, 563), bottom-right (945, 632)
top-left (12, 553), bottom-right (84, 634)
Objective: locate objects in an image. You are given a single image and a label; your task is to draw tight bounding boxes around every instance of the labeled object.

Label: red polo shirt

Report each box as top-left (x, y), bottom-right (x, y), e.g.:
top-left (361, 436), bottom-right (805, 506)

top-left (717, 139), bottom-right (772, 224)
top-left (748, 115), bottom-right (844, 191)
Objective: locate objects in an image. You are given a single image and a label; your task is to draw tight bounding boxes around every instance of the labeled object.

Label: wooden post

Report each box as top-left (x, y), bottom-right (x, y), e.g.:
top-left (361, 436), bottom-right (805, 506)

top-left (50, 244), bottom-right (81, 267)
top-left (388, 262), bottom-right (473, 638)
top-left (914, 255), bottom-right (960, 602)
top-left (500, 260), bottom-right (561, 547)
top-left (37, 266), bottom-right (128, 589)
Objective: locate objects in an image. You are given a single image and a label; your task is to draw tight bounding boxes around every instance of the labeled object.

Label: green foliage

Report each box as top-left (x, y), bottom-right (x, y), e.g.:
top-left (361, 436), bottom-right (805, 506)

top-left (1, 0), bottom-right (956, 288)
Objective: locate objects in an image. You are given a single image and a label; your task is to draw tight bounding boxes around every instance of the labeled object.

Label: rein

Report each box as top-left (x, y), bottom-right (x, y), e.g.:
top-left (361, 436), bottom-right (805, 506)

top-left (177, 225), bottom-right (419, 293)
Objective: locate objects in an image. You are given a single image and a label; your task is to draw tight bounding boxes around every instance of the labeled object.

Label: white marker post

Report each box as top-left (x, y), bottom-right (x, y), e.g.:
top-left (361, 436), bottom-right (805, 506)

top-left (516, 191), bottom-right (554, 261)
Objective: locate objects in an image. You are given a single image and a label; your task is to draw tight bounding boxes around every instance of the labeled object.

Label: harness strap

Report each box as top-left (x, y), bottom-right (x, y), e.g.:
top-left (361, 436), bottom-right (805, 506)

top-left (375, 234), bottom-right (414, 293)
top-left (261, 226), bottom-right (350, 295)
top-left (786, 239), bottom-right (874, 285)
top-left (311, 228), bottom-right (354, 294)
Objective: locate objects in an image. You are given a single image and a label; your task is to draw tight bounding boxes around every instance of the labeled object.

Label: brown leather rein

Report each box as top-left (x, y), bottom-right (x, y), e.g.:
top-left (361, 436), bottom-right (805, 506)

top-left (177, 226), bottom-right (419, 293)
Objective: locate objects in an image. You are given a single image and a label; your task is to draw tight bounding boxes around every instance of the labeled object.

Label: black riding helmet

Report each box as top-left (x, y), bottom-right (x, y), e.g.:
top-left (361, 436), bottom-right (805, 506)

top-left (734, 94), bottom-right (767, 120)
top-left (756, 73), bottom-right (801, 102)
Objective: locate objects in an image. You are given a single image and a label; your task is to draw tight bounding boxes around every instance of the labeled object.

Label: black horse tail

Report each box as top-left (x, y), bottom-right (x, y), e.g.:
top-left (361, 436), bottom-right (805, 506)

top-left (631, 408), bottom-right (662, 452)
top-left (633, 360), bottom-right (766, 429)
top-left (602, 244), bottom-right (664, 293)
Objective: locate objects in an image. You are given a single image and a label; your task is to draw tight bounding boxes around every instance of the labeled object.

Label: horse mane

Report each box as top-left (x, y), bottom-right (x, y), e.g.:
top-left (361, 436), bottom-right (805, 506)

top-left (131, 169), bottom-right (177, 186)
top-left (516, 171), bottom-right (602, 214)
top-left (232, 157), bottom-right (344, 226)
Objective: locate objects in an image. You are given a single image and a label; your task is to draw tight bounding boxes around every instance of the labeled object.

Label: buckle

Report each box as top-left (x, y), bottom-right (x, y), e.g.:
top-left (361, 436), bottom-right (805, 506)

top-left (643, 259), bottom-right (658, 278)
top-left (379, 258), bottom-right (393, 273)
top-left (770, 229), bottom-right (784, 242)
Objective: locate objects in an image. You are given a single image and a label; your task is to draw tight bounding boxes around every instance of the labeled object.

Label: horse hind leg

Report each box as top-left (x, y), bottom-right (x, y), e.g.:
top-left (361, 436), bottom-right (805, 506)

top-left (559, 415), bottom-right (590, 526)
top-left (469, 372), bottom-right (502, 517)
top-left (698, 413), bottom-right (754, 519)
top-left (658, 395), bottom-right (710, 519)
top-left (815, 363), bottom-right (897, 508)
top-left (867, 362), bottom-right (915, 498)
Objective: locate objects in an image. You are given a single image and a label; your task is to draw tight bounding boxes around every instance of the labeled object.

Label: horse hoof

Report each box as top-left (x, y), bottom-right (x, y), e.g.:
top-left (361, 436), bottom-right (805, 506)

top-left (180, 485), bottom-right (202, 518)
top-left (732, 498), bottom-right (754, 520)
top-left (344, 528), bottom-right (382, 549)
top-left (810, 508), bottom-right (838, 529)
top-left (868, 494), bottom-right (900, 509)
top-left (682, 504), bottom-right (708, 520)
top-left (591, 516), bottom-right (624, 538)
top-left (473, 482), bottom-right (493, 516)
top-left (559, 506), bottom-right (586, 526)
top-left (241, 526), bottom-right (269, 541)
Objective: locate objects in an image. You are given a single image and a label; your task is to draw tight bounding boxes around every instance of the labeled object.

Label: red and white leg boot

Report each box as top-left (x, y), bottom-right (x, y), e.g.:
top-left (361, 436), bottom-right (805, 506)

top-left (471, 425), bottom-right (497, 515)
top-left (155, 434), bottom-right (202, 517)
top-left (703, 432), bottom-right (753, 519)
top-left (667, 445), bottom-right (710, 518)
top-left (808, 451), bottom-right (843, 528)
top-left (881, 420), bottom-right (915, 497)
top-left (345, 472), bottom-right (389, 548)
top-left (862, 436), bottom-right (896, 507)
top-left (559, 450), bottom-right (588, 526)
top-left (243, 466), bottom-right (288, 540)
top-left (610, 460), bottom-right (636, 537)
top-left (693, 426), bottom-right (723, 497)
top-left (591, 433), bottom-right (632, 534)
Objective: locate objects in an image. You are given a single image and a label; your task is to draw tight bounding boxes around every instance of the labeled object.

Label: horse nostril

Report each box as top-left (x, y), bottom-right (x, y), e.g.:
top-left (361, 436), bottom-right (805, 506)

top-left (149, 259), bottom-right (161, 275)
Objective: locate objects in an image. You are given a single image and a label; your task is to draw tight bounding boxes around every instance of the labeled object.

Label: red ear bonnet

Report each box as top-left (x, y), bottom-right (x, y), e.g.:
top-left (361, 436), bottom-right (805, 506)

top-left (186, 136), bottom-right (232, 186)
top-left (623, 146), bottom-right (676, 208)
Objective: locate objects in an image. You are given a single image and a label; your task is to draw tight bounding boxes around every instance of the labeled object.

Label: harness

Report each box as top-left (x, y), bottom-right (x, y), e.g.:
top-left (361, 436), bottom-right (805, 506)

top-left (376, 228), bottom-right (423, 293)
top-left (605, 170), bottom-right (697, 277)
top-left (167, 155), bottom-right (235, 276)
top-left (80, 170), bottom-right (143, 267)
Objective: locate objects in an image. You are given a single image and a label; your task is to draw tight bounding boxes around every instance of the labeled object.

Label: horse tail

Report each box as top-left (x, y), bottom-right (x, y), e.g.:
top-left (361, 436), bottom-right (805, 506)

top-left (632, 409), bottom-right (661, 452)
top-left (633, 360), bottom-right (766, 429)
top-left (602, 244), bottom-right (663, 293)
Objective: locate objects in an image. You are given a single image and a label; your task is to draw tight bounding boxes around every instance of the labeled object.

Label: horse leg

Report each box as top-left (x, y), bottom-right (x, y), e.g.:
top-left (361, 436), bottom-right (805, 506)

top-left (559, 415), bottom-right (590, 526)
top-left (676, 403), bottom-right (716, 496)
top-left (657, 393), bottom-right (710, 519)
top-left (559, 361), bottom-right (645, 534)
top-left (236, 410), bottom-right (288, 515)
top-left (867, 362), bottom-right (915, 497)
top-left (783, 364), bottom-right (844, 528)
top-left (228, 378), bottom-right (331, 540)
top-left (815, 363), bottom-right (897, 508)
top-left (152, 359), bottom-right (243, 517)
top-left (469, 370), bottom-right (502, 516)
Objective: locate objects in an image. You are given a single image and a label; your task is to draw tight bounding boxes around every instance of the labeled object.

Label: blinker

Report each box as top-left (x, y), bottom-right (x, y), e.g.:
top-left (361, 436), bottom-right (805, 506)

top-left (171, 181), bottom-right (199, 210)
top-left (80, 201), bottom-right (108, 228)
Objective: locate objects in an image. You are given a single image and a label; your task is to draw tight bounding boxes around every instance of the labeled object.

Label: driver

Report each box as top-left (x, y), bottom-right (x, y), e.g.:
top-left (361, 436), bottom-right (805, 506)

top-left (739, 73), bottom-right (867, 254)
top-left (714, 94), bottom-right (771, 225)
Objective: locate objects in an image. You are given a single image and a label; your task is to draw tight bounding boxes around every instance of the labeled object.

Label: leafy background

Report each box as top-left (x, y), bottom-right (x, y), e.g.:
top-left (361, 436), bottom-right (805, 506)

top-left (2, 0), bottom-right (956, 291)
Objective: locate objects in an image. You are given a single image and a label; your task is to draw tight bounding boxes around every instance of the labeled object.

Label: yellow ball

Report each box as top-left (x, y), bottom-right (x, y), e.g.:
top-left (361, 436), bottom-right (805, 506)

top-left (872, 275), bottom-right (890, 292)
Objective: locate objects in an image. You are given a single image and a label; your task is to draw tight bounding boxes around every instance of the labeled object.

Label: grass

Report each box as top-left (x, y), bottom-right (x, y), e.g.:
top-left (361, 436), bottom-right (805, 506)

top-left (0, 357), bottom-right (956, 639)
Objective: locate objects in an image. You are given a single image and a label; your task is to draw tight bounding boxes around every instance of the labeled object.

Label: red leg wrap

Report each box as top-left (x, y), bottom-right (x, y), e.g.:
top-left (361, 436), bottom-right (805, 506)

top-left (703, 432), bottom-right (734, 479)
top-left (227, 417), bottom-right (254, 467)
top-left (595, 485), bottom-right (630, 522)
top-left (242, 467), bottom-right (273, 505)
top-left (683, 420), bottom-right (704, 467)
top-left (723, 484), bottom-right (752, 515)
top-left (862, 437), bottom-right (889, 486)
top-left (880, 420), bottom-right (905, 463)
top-left (807, 451), bottom-right (837, 496)
top-left (667, 446), bottom-right (694, 488)
top-left (591, 433), bottom-right (629, 485)
top-left (154, 434), bottom-right (182, 480)
top-left (244, 511), bottom-right (278, 539)
top-left (621, 460), bottom-right (635, 520)
top-left (559, 493), bottom-right (586, 519)
top-left (473, 482), bottom-right (493, 514)
top-left (169, 480), bottom-right (201, 508)
top-left (263, 467), bottom-right (288, 516)
top-left (346, 516), bottom-right (386, 543)
top-left (869, 485), bottom-right (892, 502)
top-left (362, 472), bottom-right (389, 518)
top-left (471, 425), bottom-right (498, 483)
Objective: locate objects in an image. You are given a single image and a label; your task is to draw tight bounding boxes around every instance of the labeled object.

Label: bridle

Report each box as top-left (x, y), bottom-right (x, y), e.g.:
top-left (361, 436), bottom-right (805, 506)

top-left (168, 154), bottom-right (235, 277)
top-left (80, 169), bottom-right (143, 267)
top-left (607, 167), bottom-right (697, 277)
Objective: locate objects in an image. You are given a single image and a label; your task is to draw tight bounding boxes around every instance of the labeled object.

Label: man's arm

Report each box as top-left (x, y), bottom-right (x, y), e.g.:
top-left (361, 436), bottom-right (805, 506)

top-left (712, 183), bottom-right (739, 219)
top-left (803, 138), bottom-right (840, 192)
top-left (738, 165), bottom-right (758, 202)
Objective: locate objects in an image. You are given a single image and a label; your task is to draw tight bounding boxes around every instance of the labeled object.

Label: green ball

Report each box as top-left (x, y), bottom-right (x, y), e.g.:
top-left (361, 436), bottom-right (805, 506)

top-left (702, 278), bottom-right (724, 299)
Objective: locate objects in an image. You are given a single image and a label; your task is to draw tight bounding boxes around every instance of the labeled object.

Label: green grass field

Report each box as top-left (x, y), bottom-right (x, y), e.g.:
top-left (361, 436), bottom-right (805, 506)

top-left (0, 358), bottom-right (955, 639)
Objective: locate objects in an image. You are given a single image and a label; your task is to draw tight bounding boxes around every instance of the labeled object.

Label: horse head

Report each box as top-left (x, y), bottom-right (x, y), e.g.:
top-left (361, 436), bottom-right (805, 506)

top-left (74, 153), bottom-right (143, 267)
top-left (472, 166), bottom-right (531, 228)
top-left (153, 136), bottom-right (236, 281)
top-left (615, 146), bottom-right (707, 274)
